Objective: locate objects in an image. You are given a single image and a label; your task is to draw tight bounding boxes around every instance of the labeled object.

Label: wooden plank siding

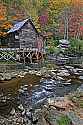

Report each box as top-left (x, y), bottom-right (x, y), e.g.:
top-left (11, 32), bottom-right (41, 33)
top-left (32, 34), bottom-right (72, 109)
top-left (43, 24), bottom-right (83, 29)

top-left (7, 19), bottom-right (44, 50)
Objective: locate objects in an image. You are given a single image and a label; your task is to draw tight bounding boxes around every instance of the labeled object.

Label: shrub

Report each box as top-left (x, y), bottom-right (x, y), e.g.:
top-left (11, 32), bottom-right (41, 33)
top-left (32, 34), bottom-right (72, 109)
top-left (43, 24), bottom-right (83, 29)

top-left (56, 115), bottom-right (71, 125)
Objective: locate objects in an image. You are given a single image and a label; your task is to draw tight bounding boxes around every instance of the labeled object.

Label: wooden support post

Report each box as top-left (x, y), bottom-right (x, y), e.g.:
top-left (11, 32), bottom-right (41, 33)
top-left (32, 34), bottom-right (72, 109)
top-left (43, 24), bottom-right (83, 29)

top-left (36, 49), bottom-right (38, 62)
top-left (30, 53), bottom-right (32, 64)
top-left (23, 48), bottom-right (25, 65)
top-left (36, 53), bottom-right (39, 62)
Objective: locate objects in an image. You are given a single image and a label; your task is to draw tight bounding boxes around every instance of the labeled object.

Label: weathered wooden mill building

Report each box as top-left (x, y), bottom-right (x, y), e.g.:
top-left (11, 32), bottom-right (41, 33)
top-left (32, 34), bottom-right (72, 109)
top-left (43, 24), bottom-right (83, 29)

top-left (3, 18), bottom-right (45, 63)
top-left (7, 18), bottom-right (43, 49)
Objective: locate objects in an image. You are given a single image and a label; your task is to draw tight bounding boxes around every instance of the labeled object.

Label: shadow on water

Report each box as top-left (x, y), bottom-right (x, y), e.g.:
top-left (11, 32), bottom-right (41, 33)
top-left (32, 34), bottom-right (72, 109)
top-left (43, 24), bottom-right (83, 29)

top-left (0, 73), bottom-right (41, 116)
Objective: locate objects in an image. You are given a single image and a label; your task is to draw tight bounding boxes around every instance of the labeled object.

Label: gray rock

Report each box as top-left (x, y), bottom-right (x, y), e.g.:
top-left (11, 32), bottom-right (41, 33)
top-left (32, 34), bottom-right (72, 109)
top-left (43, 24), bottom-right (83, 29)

top-left (21, 109), bottom-right (25, 116)
top-left (18, 89), bottom-right (25, 93)
top-left (57, 71), bottom-right (70, 77)
top-left (18, 104), bottom-right (24, 111)
top-left (10, 108), bottom-right (15, 115)
top-left (63, 82), bottom-right (71, 85)
top-left (77, 84), bottom-right (83, 92)
top-left (67, 111), bottom-right (83, 125)
top-left (2, 99), bottom-right (6, 102)
top-left (23, 87), bottom-right (28, 91)
top-left (79, 76), bottom-right (83, 80)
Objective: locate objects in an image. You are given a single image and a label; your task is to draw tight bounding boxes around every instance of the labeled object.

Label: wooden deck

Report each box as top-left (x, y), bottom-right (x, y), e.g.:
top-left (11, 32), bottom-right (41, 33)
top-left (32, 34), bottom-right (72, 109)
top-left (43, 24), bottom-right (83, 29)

top-left (0, 48), bottom-right (46, 63)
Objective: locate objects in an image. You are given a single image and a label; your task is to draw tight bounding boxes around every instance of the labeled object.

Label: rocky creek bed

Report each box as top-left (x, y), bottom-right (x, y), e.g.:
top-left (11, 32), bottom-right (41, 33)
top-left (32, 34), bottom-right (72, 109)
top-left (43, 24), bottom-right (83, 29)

top-left (0, 64), bottom-right (83, 125)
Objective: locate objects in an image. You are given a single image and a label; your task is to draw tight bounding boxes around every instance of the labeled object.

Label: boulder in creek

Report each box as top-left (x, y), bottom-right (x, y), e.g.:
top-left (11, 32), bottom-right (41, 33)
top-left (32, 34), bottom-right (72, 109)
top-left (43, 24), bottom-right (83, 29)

top-left (47, 97), bottom-right (74, 111)
top-left (21, 109), bottom-right (25, 116)
top-left (18, 89), bottom-right (25, 94)
top-left (10, 108), bottom-right (15, 115)
top-left (65, 65), bottom-right (74, 69)
top-left (18, 104), bottom-right (24, 111)
top-left (22, 87), bottom-right (28, 91)
top-left (57, 72), bottom-right (70, 77)
top-left (67, 111), bottom-right (83, 125)
top-left (77, 84), bottom-right (83, 92)
top-left (66, 79), bottom-right (71, 83)
top-left (56, 76), bottom-right (65, 81)
top-left (44, 74), bottom-right (51, 78)
top-left (79, 76), bottom-right (83, 80)
top-left (63, 82), bottom-right (71, 85)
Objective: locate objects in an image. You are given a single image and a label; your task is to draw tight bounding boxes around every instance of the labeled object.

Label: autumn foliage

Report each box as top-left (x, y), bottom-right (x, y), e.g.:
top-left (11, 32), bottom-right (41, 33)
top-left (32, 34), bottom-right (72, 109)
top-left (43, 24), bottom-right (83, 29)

top-left (0, 0), bottom-right (82, 39)
top-left (0, 1), bottom-right (26, 37)
top-left (0, 3), bottom-right (6, 21)
top-left (1, 21), bottom-right (12, 29)
top-left (59, 0), bottom-right (83, 39)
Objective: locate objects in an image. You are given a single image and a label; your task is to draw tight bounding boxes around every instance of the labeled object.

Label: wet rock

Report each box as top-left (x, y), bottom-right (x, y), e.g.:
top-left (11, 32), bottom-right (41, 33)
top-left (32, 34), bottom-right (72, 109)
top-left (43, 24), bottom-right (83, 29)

top-left (26, 109), bottom-right (31, 118)
top-left (10, 108), bottom-right (15, 115)
top-left (18, 104), bottom-right (24, 111)
top-left (77, 84), bottom-right (83, 92)
top-left (66, 79), bottom-right (71, 83)
top-left (37, 110), bottom-right (49, 125)
top-left (29, 70), bottom-right (37, 75)
top-left (65, 65), bottom-right (74, 69)
top-left (59, 69), bottom-right (69, 73)
top-left (47, 97), bottom-right (74, 111)
top-left (26, 108), bottom-right (39, 124)
top-left (0, 108), bottom-right (29, 125)
top-left (56, 76), bottom-right (65, 81)
top-left (67, 111), bottom-right (83, 125)
top-left (79, 76), bottom-right (83, 80)
top-left (63, 82), bottom-right (71, 85)
top-left (41, 77), bottom-right (55, 84)
top-left (22, 87), bottom-right (28, 91)
top-left (44, 86), bottom-right (54, 92)
top-left (18, 74), bottom-right (24, 78)
top-left (21, 109), bottom-right (25, 116)
top-left (50, 71), bottom-right (56, 77)
top-left (52, 74), bottom-right (57, 80)
top-left (40, 78), bottom-right (45, 83)
top-left (37, 117), bottom-right (48, 125)
top-left (76, 68), bottom-right (83, 72)
top-left (0, 72), bottom-right (20, 81)
top-left (36, 72), bottom-right (42, 76)
top-left (44, 74), bottom-right (51, 78)
top-left (57, 70), bottom-right (70, 77)
top-left (1, 99), bottom-right (6, 103)
top-left (29, 84), bottom-right (32, 87)
top-left (50, 69), bottom-right (57, 73)
top-left (42, 107), bottom-right (61, 125)
top-left (16, 117), bottom-right (24, 124)
top-left (24, 84), bottom-right (28, 87)
top-left (35, 98), bottom-right (47, 106)
top-left (18, 89), bottom-right (25, 94)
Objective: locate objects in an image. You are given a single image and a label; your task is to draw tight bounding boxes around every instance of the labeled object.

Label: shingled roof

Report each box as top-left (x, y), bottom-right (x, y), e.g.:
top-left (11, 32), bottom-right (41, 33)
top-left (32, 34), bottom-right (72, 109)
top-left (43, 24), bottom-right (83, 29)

top-left (7, 18), bottom-right (38, 34)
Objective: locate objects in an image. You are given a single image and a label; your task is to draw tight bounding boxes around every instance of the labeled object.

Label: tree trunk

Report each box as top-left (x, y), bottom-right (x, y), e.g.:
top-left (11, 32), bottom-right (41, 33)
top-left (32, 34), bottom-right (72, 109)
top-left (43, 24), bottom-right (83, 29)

top-left (64, 8), bottom-right (69, 40)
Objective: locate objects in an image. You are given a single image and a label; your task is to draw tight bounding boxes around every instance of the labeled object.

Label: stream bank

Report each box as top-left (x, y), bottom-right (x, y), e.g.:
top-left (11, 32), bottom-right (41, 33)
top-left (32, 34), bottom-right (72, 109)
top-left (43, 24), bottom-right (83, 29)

top-left (0, 64), bottom-right (83, 125)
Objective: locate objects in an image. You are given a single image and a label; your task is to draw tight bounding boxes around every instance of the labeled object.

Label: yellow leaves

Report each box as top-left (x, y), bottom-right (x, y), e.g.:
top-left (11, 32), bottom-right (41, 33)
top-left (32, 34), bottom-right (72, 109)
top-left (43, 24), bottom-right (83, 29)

top-left (0, 15), bottom-right (6, 21)
top-left (0, 3), bottom-right (11, 37)
top-left (22, 0), bottom-right (42, 31)
top-left (12, 16), bottom-right (18, 20)
top-left (1, 21), bottom-right (12, 30)
top-left (0, 3), bottom-right (6, 14)
top-left (48, 0), bottom-right (72, 27)
top-left (0, 21), bottom-right (12, 37)
top-left (48, 0), bottom-right (71, 11)
top-left (0, 3), bottom-right (7, 21)
top-left (0, 31), bottom-right (7, 37)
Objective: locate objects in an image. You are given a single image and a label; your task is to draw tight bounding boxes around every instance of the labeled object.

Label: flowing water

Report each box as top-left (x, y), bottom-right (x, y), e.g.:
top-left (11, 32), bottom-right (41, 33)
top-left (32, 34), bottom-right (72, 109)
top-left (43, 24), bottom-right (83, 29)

top-left (0, 73), bottom-right (81, 116)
